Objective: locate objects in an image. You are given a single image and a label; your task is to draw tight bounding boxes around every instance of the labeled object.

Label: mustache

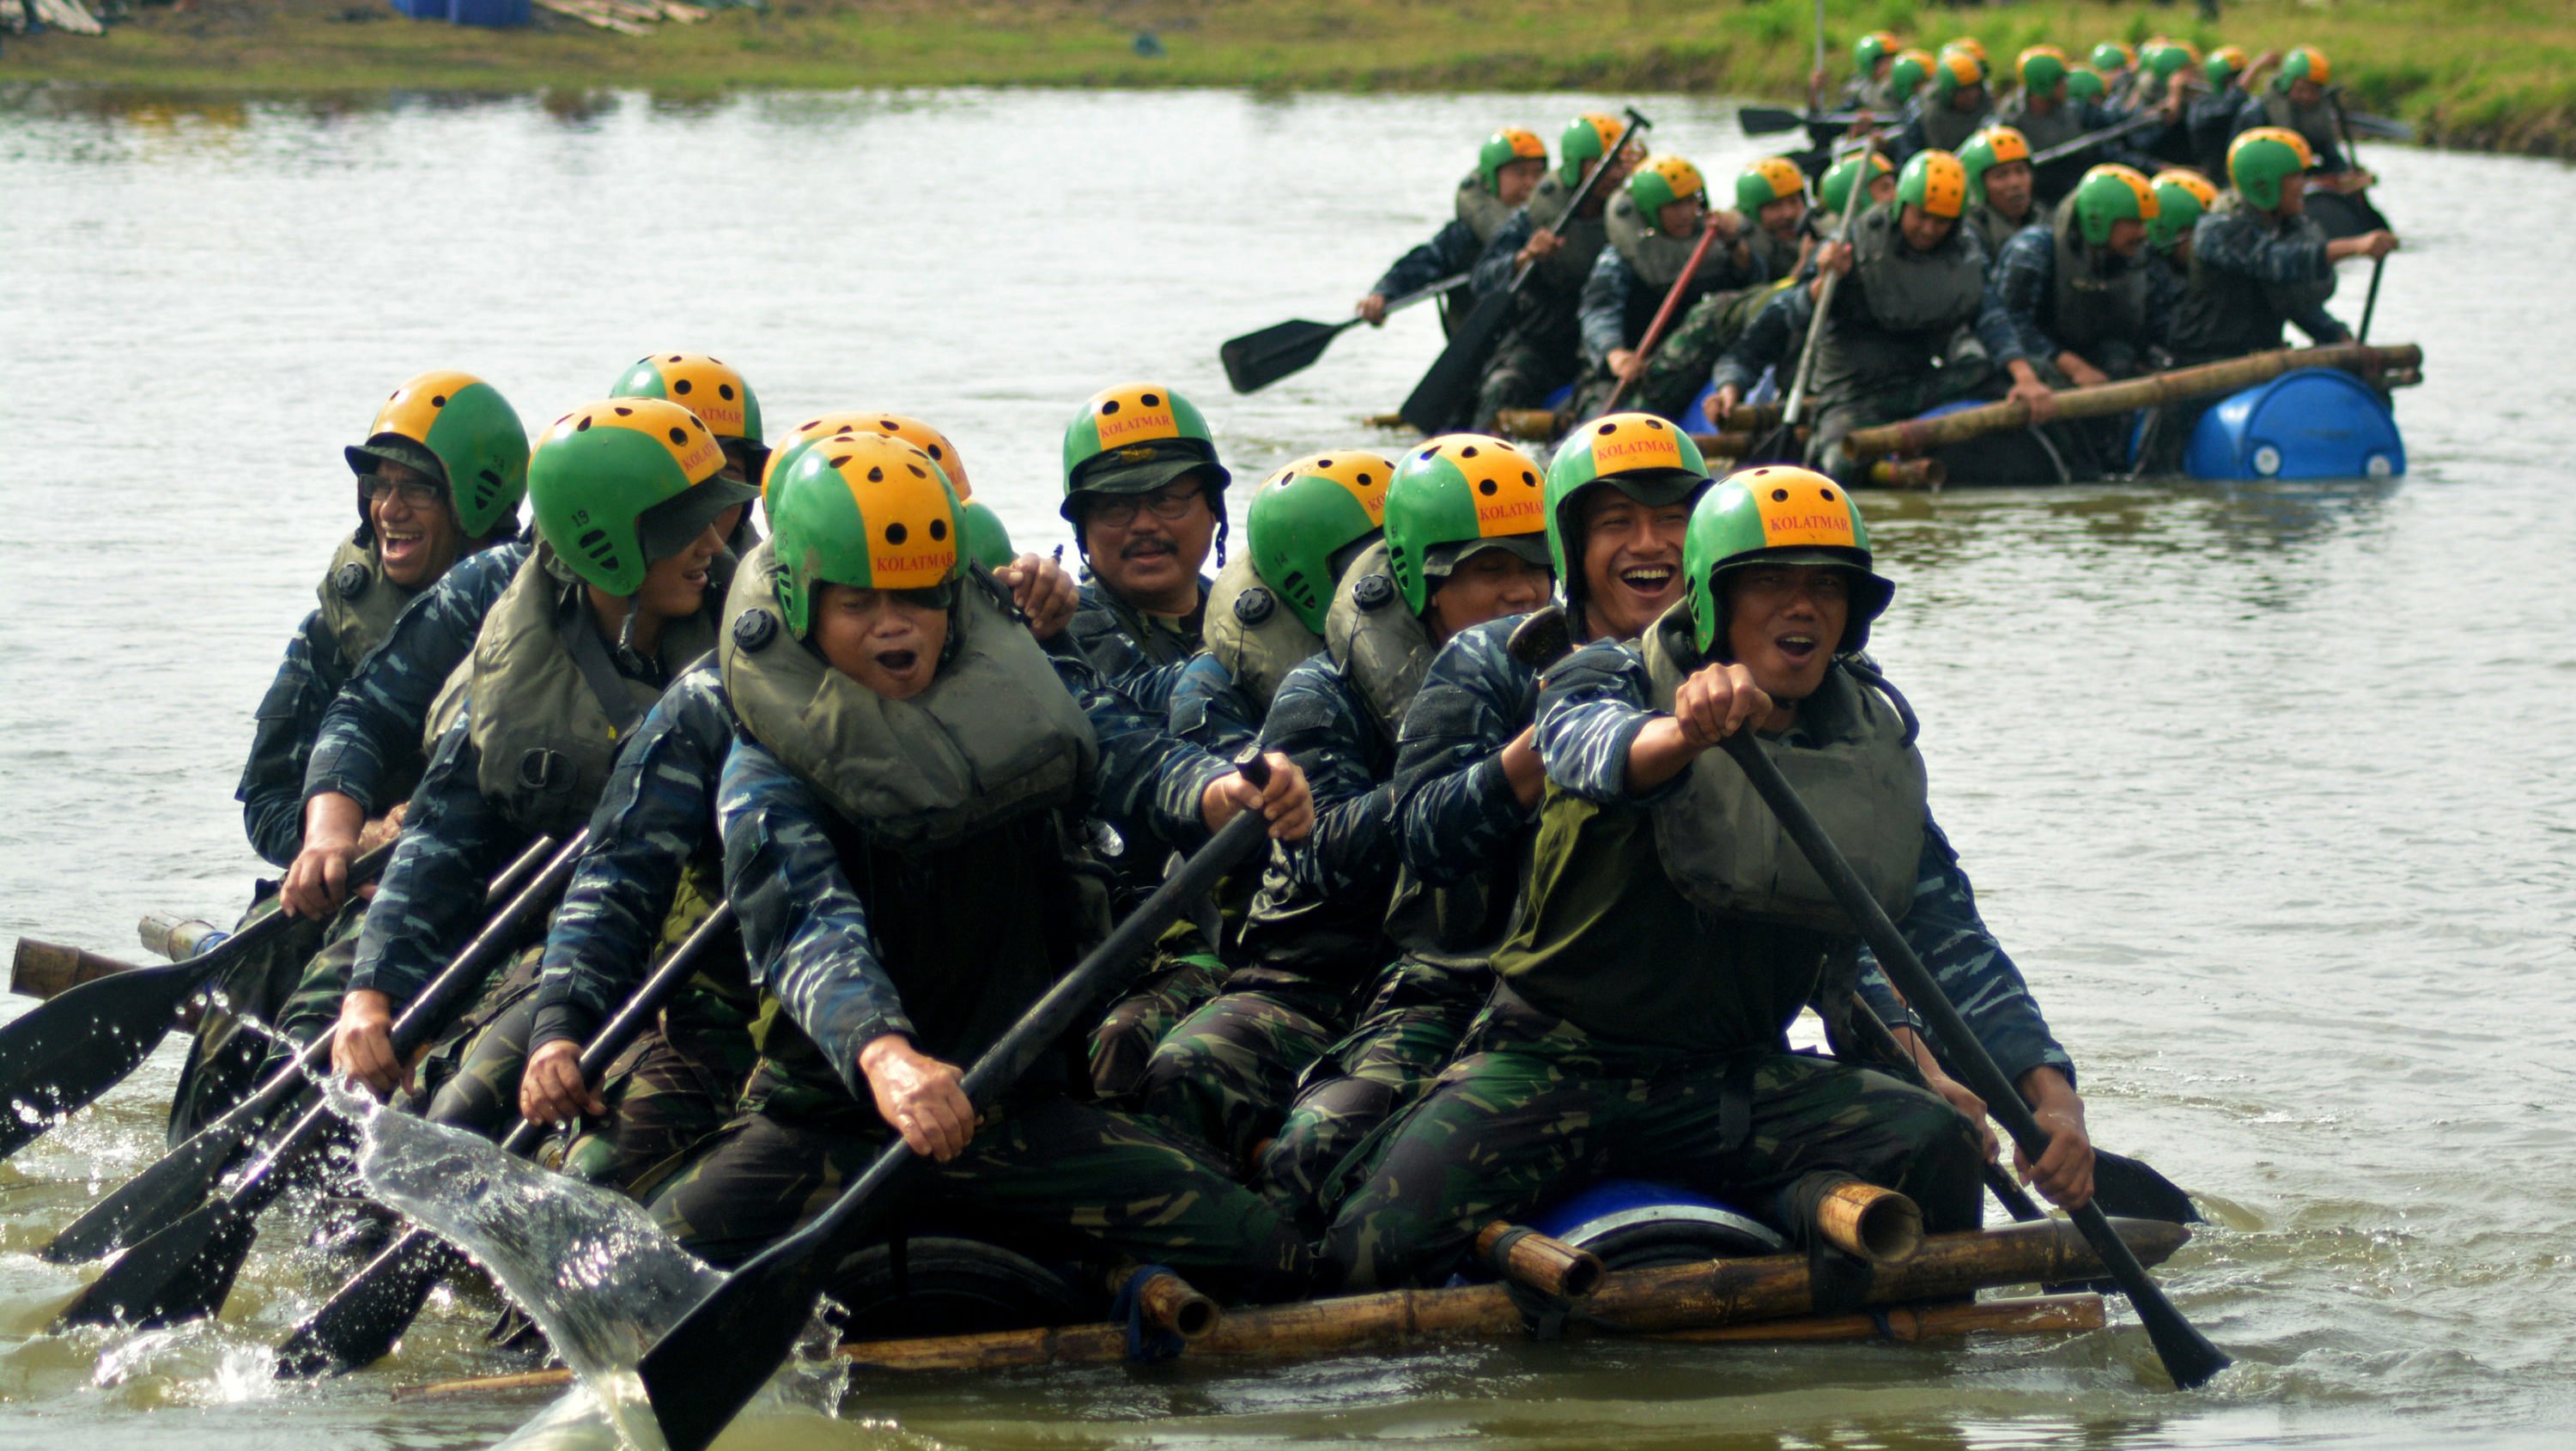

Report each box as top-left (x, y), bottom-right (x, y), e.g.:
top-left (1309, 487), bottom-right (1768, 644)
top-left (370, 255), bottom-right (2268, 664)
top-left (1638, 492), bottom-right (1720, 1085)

top-left (1120, 537), bottom-right (1176, 559)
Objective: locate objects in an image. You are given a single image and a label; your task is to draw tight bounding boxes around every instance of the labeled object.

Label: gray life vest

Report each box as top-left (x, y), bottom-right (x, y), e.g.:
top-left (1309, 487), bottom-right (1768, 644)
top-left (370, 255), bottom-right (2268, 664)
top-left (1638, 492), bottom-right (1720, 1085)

top-left (315, 531), bottom-right (421, 675)
top-left (1639, 609), bottom-right (1924, 933)
top-left (720, 539), bottom-right (1099, 852)
top-left (1203, 552), bottom-right (1324, 718)
top-left (1517, 173), bottom-right (1612, 301)
top-left (1810, 202), bottom-right (1990, 398)
top-left (1748, 221), bottom-right (1804, 283)
top-left (2262, 91), bottom-right (2342, 163)
top-left (2044, 191), bottom-right (2153, 355)
top-left (465, 545), bottom-right (715, 839)
top-left (2174, 194), bottom-right (2336, 361)
top-left (1323, 539), bottom-right (1436, 738)
top-left (1965, 201), bottom-right (2037, 261)
top-left (1607, 191), bottom-right (1738, 293)
top-left (1997, 94), bottom-right (2085, 156)
top-left (1917, 98), bottom-right (1992, 154)
top-left (1455, 172), bottom-right (1517, 246)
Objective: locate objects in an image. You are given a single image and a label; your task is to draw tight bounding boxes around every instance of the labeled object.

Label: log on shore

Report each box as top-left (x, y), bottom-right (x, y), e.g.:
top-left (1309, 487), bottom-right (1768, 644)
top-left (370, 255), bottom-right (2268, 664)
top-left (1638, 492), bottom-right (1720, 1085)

top-left (1840, 343), bottom-right (2425, 462)
top-left (392, 1217), bottom-right (2183, 1396)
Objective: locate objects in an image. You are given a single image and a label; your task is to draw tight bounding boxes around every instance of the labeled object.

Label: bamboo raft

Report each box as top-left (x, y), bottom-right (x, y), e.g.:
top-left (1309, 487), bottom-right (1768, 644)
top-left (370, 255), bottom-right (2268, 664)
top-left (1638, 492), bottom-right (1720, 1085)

top-left (393, 1215), bottom-right (2182, 1399)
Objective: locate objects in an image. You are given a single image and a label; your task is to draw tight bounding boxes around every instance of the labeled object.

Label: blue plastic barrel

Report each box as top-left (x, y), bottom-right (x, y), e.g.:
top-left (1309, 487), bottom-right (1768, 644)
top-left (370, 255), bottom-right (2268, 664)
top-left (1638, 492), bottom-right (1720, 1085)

top-left (446, 0), bottom-right (531, 24)
top-left (2185, 367), bottom-right (2405, 481)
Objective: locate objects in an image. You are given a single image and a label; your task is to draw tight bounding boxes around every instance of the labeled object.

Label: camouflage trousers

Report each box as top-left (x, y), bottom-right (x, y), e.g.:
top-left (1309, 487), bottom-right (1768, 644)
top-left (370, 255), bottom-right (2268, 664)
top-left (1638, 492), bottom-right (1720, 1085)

top-left (1254, 961), bottom-right (1489, 1234)
top-left (167, 889), bottom-right (358, 1144)
top-left (553, 995), bottom-right (756, 1191)
top-left (1473, 341), bottom-right (1578, 433)
top-left (1321, 992), bottom-right (1985, 1290)
top-left (414, 943), bottom-right (549, 1130)
top-left (643, 1095), bottom-right (1315, 1302)
top-left (1088, 950), bottom-right (1227, 1100)
top-left (1133, 979), bottom-right (1350, 1172)
top-left (1634, 281), bottom-right (1794, 422)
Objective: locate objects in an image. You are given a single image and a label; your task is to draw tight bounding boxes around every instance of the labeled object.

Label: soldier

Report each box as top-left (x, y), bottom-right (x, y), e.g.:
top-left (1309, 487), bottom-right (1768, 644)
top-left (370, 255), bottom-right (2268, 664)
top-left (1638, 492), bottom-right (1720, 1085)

top-left (2132, 42), bottom-right (2204, 171)
top-left (2089, 41), bottom-right (2139, 110)
top-left (519, 415), bottom-right (1076, 1188)
top-left (2233, 46), bottom-right (2370, 195)
top-left (1826, 30), bottom-right (1903, 114)
top-left (1693, 154), bottom-right (1889, 430)
top-left (1804, 151), bottom-right (2038, 483)
top-left (328, 398), bottom-right (757, 1133)
top-left (1355, 129), bottom-right (1549, 333)
top-left (1141, 435), bottom-right (1556, 1199)
top-left (1894, 49), bottom-right (1993, 162)
top-left (1990, 164), bottom-right (2178, 391)
top-left (2188, 46), bottom-right (2258, 179)
top-left (2170, 128), bottom-right (2398, 367)
top-left (639, 435), bottom-right (1314, 1301)
top-left (1326, 471), bottom-right (2087, 1290)
top-left (1996, 46), bottom-right (2087, 202)
top-left (1467, 112), bottom-right (1644, 430)
top-left (1959, 125), bottom-right (2041, 259)
top-left (173, 373), bottom-right (527, 1142)
top-left (1168, 452), bottom-right (1391, 756)
top-left (1632, 157), bottom-right (1814, 424)
top-left (2148, 168), bottom-right (2218, 274)
top-left (1572, 155), bottom-right (1759, 421)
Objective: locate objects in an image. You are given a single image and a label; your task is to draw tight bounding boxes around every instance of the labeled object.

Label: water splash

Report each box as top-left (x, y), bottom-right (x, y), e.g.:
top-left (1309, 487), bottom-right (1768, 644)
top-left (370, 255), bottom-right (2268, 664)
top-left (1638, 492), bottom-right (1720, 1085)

top-left (317, 1078), bottom-right (845, 1450)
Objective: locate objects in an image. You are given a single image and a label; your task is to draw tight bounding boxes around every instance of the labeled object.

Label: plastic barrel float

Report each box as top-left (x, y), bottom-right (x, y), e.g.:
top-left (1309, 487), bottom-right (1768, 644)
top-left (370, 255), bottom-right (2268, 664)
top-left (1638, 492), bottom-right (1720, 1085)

top-left (2184, 367), bottom-right (2405, 480)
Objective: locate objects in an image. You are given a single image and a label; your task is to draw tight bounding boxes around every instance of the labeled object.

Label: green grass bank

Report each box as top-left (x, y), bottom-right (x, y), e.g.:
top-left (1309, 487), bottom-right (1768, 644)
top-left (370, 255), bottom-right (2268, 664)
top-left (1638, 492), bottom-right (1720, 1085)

top-left (6, 0), bottom-right (2573, 157)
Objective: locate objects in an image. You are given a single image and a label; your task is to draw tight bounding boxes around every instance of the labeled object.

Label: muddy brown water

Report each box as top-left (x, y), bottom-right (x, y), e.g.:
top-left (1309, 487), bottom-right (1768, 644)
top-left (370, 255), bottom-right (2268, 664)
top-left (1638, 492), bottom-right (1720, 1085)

top-left (3, 86), bottom-right (2573, 1450)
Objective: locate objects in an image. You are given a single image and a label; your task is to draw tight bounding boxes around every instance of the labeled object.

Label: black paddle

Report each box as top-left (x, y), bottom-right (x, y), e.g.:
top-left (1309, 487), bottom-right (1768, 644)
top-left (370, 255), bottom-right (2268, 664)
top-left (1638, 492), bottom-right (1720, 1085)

top-left (0, 842), bottom-right (416, 1163)
top-left (53, 833), bottom-right (588, 1331)
top-left (1220, 272), bottom-right (1469, 395)
top-left (2026, 109), bottom-right (2167, 167)
top-left (2358, 252), bottom-right (2388, 345)
top-left (1718, 732), bottom-right (2229, 1388)
top-left (1399, 109), bottom-right (1649, 434)
top-left (37, 838), bottom-right (560, 1266)
top-left (276, 900), bottom-right (738, 1376)
top-left (635, 755), bottom-right (1279, 1451)
top-left (1739, 105), bottom-right (1861, 138)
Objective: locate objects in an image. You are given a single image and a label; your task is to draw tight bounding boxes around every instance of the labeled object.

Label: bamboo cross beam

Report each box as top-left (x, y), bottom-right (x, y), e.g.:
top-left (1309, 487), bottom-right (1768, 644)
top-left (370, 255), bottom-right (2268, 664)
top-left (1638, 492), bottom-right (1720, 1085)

top-left (1840, 343), bottom-right (2424, 462)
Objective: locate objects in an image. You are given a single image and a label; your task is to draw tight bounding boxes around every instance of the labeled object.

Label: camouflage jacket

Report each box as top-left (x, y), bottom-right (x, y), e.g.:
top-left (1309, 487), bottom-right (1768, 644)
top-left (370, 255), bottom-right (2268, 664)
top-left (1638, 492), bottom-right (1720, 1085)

top-left (236, 609), bottom-right (355, 868)
top-left (718, 641), bottom-right (1233, 1096)
top-left (1713, 282), bottom-right (1814, 395)
top-left (302, 539), bottom-right (530, 815)
top-left (1167, 651), bottom-right (1265, 759)
top-left (1266, 651), bottom-right (1401, 900)
top-left (1069, 574), bottom-right (1208, 718)
top-left (1388, 615), bottom-right (1544, 889)
top-left (1534, 638), bottom-right (2075, 1085)
top-left (1371, 216), bottom-right (1485, 302)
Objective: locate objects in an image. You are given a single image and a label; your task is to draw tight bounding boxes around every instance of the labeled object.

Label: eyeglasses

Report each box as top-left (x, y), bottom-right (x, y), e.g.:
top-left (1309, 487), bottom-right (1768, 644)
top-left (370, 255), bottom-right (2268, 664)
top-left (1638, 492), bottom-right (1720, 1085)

top-left (361, 476), bottom-right (445, 510)
top-left (1084, 488), bottom-right (1206, 529)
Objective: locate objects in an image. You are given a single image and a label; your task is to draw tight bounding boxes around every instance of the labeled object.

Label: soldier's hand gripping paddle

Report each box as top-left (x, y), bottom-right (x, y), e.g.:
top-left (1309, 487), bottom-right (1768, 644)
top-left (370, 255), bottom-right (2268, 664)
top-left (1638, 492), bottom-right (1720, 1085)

top-left (635, 754), bottom-right (1280, 1451)
top-left (0, 842), bottom-right (407, 1163)
top-left (275, 901), bottom-right (738, 1377)
top-left (37, 838), bottom-right (561, 1266)
top-left (1399, 108), bottom-right (1650, 435)
top-left (1220, 273), bottom-right (1469, 394)
top-left (53, 834), bottom-right (588, 1332)
top-left (1718, 732), bottom-right (2230, 1389)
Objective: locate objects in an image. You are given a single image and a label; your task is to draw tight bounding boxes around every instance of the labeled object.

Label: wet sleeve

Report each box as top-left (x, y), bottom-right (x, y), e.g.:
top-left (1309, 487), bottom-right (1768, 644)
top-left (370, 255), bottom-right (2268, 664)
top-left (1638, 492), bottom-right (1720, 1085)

top-left (1578, 248), bottom-right (1632, 362)
top-left (1390, 628), bottom-right (1538, 886)
top-left (1965, 231), bottom-right (2026, 365)
top-left (1372, 218), bottom-right (1480, 301)
top-left (1988, 229), bottom-right (2061, 364)
top-left (304, 544), bottom-right (516, 815)
top-left (348, 714), bottom-right (529, 1008)
top-left (236, 610), bottom-right (336, 869)
top-left (1167, 651), bottom-right (1261, 759)
top-left (1052, 646), bottom-right (1227, 855)
top-left (1264, 659), bottom-right (1398, 898)
top-left (719, 739), bottom-right (913, 1099)
top-left (1471, 212), bottom-right (1533, 298)
top-left (532, 683), bottom-right (726, 1053)
top-left (1532, 640), bottom-right (1672, 803)
top-left (1858, 815), bottom-right (2076, 1089)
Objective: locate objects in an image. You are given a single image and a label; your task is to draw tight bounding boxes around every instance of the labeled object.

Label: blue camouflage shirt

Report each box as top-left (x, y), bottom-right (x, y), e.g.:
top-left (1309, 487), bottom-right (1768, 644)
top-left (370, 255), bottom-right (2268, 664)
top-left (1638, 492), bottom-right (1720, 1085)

top-left (1265, 651), bottom-right (1401, 901)
top-left (1371, 216), bottom-right (1485, 302)
top-left (1167, 651), bottom-right (1265, 759)
top-left (237, 609), bottom-right (352, 867)
top-left (1987, 222), bottom-right (2184, 366)
top-left (1069, 574), bottom-right (1209, 718)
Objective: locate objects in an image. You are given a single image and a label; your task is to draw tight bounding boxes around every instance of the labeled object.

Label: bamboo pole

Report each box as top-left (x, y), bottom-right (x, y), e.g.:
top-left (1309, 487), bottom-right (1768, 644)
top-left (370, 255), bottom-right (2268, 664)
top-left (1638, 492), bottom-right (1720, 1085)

top-left (1645, 1292), bottom-right (2105, 1345)
top-left (392, 1217), bottom-right (2185, 1396)
top-left (1840, 343), bottom-right (2425, 462)
top-left (12, 938), bottom-right (149, 1003)
top-left (1869, 458), bottom-right (1945, 489)
top-left (1475, 1222), bottom-right (1604, 1299)
top-left (1814, 1181), bottom-right (1922, 1266)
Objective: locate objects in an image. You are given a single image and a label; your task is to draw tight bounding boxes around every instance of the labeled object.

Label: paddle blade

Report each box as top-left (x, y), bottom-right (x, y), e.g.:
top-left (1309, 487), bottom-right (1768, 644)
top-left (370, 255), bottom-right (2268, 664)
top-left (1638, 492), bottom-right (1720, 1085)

top-left (0, 960), bottom-right (209, 1161)
top-left (2093, 1151), bottom-right (2202, 1225)
top-left (1738, 105), bottom-right (1809, 136)
top-left (276, 1229), bottom-right (459, 1377)
top-left (54, 1199), bottom-right (258, 1331)
top-left (1219, 318), bottom-right (1344, 394)
top-left (636, 1248), bottom-right (832, 1451)
top-left (41, 1096), bottom-right (269, 1263)
top-left (1399, 287), bottom-right (1514, 434)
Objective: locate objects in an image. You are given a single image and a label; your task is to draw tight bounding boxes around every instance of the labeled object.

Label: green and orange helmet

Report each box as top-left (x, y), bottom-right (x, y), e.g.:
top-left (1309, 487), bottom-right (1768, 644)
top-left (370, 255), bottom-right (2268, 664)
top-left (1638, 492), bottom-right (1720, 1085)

top-left (2229, 126), bottom-right (2316, 211)
top-left (1247, 451), bottom-right (1393, 633)
top-left (764, 410), bottom-right (975, 504)
top-left (1058, 382), bottom-right (1231, 525)
top-left (1625, 154), bottom-right (1707, 217)
top-left (2148, 168), bottom-right (2220, 250)
top-left (2073, 164), bottom-right (2160, 247)
top-left (1940, 36), bottom-right (1987, 65)
top-left (1958, 125), bottom-right (2031, 199)
top-left (1898, 149), bottom-right (1971, 221)
top-left (962, 502), bottom-right (1016, 572)
top-left (2090, 40), bottom-right (2136, 75)
top-left (610, 352), bottom-right (767, 477)
top-left (1887, 48), bottom-right (1936, 99)
top-left (1735, 155), bottom-right (1808, 216)
top-left (1854, 31), bottom-right (1901, 75)
top-left (2276, 45), bottom-right (2330, 90)
top-left (2018, 45), bottom-right (2069, 96)
top-left (1683, 465), bottom-right (1894, 656)
top-left (526, 397), bottom-right (756, 597)
top-left (1543, 412), bottom-right (1711, 604)
top-left (343, 370), bottom-right (530, 539)
top-left (765, 433), bottom-right (965, 638)
top-left (2204, 45), bottom-right (2251, 88)
top-left (2066, 64), bottom-right (2108, 105)
top-left (1477, 126), bottom-right (1549, 193)
top-left (2142, 39), bottom-right (2199, 80)
top-left (1383, 434), bottom-right (1553, 615)
top-left (1929, 47), bottom-right (1987, 104)
top-left (1558, 112), bottom-right (1640, 186)
top-left (1819, 150), bottom-right (1896, 216)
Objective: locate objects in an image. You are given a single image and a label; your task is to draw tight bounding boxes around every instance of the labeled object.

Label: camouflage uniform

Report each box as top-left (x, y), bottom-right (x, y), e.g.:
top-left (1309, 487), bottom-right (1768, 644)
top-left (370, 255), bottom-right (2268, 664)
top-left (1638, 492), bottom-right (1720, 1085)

top-left (1165, 650), bottom-right (1264, 759)
top-left (1636, 277), bottom-right (1802, 424)
top-left (1467, 196), bottom-right (1610, 432)
top-left (1323, 639), bottom-right (1990, 1290)
top-left (1069, 574), bottom-right (1231, 1097)
top-left (1807, 220), bottom-right (2024, 483)
top-left (526, 659), bottom-right (756, 1188)
top-left (1569, 240), bottom-right (1760, 421)
top-left (646, 655), bottom-right (1312, 1301)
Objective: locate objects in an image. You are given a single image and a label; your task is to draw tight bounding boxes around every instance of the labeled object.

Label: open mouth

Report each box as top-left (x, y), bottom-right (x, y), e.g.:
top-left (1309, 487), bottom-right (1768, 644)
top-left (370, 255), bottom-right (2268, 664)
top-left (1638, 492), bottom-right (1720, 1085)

top-left (1775, 633), bottom-right (1820, 665)
top-left (380, 527), bottom-right (423, 561)
top-left (1617, 563), bottom-right (1677, 597)
top-left (680, 565), bottom-right (710, 590)
top-left (875, 648), bottom-right (920, 675)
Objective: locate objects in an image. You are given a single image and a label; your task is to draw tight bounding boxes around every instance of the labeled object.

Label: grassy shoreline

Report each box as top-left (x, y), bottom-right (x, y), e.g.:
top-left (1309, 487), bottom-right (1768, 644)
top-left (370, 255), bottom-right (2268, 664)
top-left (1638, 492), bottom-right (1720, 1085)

top-left (7, 0), bottom-right (2573, 158)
